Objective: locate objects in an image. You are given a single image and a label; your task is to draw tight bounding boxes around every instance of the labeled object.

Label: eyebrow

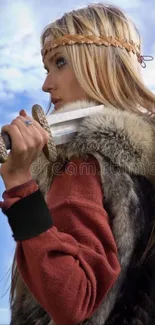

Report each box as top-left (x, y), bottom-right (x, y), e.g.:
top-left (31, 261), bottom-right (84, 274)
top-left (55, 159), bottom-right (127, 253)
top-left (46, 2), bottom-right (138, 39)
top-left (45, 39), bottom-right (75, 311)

top-left (43, 51), bottom-right (63, 69)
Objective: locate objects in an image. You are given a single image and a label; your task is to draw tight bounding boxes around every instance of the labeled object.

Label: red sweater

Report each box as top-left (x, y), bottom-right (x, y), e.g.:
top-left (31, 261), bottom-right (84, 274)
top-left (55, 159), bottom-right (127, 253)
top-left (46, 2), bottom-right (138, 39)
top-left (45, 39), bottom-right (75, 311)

top-left (0, 156), bottom-right (120, 325)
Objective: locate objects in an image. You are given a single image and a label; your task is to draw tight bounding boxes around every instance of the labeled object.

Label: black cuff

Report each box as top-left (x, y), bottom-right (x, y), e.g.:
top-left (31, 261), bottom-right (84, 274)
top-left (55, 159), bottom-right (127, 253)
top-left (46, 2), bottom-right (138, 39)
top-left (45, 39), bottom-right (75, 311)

top-left (4, 189), bottom-right (53, 241)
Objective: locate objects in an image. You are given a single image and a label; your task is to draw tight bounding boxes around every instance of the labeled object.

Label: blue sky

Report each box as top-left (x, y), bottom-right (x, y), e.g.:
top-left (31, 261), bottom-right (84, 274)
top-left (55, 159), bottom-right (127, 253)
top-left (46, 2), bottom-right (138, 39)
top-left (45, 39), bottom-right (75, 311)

top-left (0, 0), bottom-right (154, 324)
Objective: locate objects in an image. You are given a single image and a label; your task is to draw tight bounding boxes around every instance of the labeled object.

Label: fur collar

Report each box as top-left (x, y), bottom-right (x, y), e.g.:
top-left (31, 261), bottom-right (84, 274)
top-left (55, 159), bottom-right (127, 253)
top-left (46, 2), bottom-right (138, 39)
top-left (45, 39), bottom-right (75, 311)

top-left (31, 100), bottom-right (155, 195)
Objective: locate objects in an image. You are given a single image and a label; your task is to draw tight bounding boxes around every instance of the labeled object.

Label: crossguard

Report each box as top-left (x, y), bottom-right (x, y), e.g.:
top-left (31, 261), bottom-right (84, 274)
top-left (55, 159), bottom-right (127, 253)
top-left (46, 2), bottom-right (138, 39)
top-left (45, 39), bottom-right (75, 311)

top-left (0, 104), bottom-right (57, 164)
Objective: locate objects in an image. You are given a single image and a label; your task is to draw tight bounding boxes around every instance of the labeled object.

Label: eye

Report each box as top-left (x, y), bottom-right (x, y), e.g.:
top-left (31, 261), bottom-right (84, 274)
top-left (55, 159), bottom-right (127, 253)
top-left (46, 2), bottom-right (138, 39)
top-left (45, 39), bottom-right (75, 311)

top-left (55, 57), bottom-right (66, 68)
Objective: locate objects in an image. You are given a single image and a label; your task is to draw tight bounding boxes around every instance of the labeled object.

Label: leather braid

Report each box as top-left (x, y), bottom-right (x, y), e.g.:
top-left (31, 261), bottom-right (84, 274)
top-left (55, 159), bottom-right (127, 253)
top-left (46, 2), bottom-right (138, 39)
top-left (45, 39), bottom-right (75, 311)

top-left (41, 34), bottom-right (140, 59)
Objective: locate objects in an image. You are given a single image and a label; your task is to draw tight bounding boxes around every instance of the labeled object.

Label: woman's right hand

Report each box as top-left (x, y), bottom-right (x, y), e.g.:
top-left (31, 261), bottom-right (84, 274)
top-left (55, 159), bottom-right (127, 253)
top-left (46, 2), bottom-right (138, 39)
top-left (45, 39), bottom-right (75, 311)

top-left (0, 109), bottom-right (49, 181)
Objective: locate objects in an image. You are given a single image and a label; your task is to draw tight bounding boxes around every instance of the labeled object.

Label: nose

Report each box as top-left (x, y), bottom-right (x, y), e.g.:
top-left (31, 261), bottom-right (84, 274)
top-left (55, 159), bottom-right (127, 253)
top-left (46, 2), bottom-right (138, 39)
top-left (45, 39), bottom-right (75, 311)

top-left (42, 72), bottom-right (57, 93)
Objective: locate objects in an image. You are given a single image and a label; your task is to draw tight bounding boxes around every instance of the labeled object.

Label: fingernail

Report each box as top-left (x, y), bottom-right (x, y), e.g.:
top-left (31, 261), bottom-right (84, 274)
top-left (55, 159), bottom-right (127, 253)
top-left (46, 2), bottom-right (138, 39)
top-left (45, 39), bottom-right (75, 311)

top-left (20, 109), bottom-right (26, 115)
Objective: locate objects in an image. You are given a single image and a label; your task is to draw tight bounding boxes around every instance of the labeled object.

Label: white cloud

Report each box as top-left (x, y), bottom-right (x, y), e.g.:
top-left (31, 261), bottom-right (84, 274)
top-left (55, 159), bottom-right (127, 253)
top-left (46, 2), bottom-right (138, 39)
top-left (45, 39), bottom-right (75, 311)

top-left (110, 0), bottom-right (142, 9)
top-left (0, 2), bottom-right (46, 107)
top-left (0, 92), bottom-right (15, 101)
top-left (0, 308), bottom-right (10, 324)
top-left (0, 0), bottom-right (144, 104)
top-left (0, 0), bottom-right (153, 116)
top-left (0, 66), bottom-right (43, 93)
top-left (51, 0), bottom-right (143, 10)
top-left (0, 2), bottom-right (35, 45)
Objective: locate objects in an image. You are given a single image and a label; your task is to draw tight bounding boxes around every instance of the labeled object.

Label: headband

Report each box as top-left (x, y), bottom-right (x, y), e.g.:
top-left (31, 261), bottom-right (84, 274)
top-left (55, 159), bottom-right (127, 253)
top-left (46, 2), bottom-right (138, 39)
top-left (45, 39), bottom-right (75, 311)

top-left (41, 34), bottom-right (154, 68)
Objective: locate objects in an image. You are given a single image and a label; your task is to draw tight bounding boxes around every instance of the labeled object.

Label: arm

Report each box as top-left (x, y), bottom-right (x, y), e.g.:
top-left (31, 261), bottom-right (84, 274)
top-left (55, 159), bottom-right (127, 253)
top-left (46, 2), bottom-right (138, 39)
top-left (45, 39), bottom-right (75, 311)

top-left (2, 156), bottom-right (121, 325)
top-left (1, 169), bottom-right (32, 190)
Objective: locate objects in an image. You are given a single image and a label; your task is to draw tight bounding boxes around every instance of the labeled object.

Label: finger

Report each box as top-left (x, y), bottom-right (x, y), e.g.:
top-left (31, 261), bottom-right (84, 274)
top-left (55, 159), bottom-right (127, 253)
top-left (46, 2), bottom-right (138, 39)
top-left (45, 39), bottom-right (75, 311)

top-left (2, 120), bottom-right (44, 155)
top-left (19, 109), bottom-right (27, 117)
top-left (11, 117), bottom-right (48, 148)
top-left (1, 124), bottom-right (27, 154)
top-left (16, 113), bottom-right (48, 137)
top-left (17, 115), bottom-right (49, 142)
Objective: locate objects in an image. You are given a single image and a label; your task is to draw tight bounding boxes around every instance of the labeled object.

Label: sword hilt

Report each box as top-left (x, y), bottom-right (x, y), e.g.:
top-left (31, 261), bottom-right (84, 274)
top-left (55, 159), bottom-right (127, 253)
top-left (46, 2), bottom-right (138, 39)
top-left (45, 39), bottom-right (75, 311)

top-left (0, 104), bottom-right (57, 164)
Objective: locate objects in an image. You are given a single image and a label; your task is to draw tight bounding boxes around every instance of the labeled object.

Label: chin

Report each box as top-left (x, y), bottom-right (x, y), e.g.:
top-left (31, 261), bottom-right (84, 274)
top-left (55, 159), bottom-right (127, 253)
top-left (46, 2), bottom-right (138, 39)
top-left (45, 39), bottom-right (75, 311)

top-left (52, 99), bottom-right (97, 114)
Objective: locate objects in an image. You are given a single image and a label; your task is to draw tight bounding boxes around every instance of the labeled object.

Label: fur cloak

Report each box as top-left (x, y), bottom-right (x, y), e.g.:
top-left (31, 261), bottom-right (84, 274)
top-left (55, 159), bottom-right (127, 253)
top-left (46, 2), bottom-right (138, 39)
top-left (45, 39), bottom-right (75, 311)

top-left (11, 100), bottom-right (155, 325)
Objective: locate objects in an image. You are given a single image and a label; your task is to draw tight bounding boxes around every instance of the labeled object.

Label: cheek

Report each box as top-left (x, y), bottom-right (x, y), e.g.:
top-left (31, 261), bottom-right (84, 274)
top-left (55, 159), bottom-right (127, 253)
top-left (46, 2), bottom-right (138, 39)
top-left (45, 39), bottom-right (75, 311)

top-left (59, 71), bottom-right (76, 93)
top-left (71, 81), bottom-right (87, 98)
top-left (60, 68), bottom-right (88, 100)
top-left (66, 75), bottom-right (85, 95)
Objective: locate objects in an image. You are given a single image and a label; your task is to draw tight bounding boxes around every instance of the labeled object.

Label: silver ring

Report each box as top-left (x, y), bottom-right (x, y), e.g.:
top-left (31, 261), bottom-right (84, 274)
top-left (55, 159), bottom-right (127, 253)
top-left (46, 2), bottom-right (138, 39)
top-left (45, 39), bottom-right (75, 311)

top-left (24, 120), bottom-right (33, 126)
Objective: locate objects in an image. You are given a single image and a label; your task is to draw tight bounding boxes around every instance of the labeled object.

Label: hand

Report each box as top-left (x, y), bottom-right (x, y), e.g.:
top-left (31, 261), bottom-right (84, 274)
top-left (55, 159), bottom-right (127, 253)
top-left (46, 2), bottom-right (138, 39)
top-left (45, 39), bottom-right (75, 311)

top-left (0, 109), bottom-right (49, 185)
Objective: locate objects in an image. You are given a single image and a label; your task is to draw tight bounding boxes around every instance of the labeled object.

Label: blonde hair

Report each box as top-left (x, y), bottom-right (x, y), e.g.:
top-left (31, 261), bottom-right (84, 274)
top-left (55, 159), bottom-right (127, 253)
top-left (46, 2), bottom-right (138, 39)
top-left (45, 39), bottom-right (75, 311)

top-left (41, 3), bottom-right (155, 115)
top-left (10, 2), bottom-right (155, 314)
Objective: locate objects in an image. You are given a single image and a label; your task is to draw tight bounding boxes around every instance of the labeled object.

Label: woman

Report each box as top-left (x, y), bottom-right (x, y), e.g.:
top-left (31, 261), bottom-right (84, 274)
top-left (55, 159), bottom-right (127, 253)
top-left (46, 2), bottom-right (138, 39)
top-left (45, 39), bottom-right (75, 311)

top-left (1, 3), bottom-right (155, 325)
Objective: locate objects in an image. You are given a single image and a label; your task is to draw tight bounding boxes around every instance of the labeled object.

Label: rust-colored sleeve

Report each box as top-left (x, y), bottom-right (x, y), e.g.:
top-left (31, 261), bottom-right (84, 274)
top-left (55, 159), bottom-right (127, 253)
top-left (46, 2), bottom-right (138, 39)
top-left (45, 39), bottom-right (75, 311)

top-left (0, 179), bottom-right (39, 212)
top-left (14, 157), bottom-right (121, 325)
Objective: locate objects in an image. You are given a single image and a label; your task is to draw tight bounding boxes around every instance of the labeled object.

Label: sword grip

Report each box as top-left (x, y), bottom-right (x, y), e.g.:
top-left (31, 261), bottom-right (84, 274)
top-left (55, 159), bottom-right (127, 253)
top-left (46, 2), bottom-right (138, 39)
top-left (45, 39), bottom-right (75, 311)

top-left (0, 131), bottom-right (12, 163)
top-left (1, 131), bottom-right (11, 150)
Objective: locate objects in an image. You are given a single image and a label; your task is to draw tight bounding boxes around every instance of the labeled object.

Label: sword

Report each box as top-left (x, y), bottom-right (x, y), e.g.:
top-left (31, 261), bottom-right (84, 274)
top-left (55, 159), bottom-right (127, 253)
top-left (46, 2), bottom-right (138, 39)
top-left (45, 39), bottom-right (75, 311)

top-left (0, 103), bottom-right (104, 163)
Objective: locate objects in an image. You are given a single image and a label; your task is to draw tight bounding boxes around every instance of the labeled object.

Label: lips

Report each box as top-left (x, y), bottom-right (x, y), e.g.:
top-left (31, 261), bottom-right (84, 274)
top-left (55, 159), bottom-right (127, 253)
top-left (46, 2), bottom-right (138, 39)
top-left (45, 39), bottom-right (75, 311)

top-left (53, 99), bottom-right (62, 110)
top-left (52, 97), bottom-right (58, 103)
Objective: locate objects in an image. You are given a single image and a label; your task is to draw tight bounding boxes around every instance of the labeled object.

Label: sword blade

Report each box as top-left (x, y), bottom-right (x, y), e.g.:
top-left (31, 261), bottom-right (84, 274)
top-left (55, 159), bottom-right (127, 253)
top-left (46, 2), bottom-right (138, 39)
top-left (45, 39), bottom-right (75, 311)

top-left (47, 105), bottom-right (104, 145)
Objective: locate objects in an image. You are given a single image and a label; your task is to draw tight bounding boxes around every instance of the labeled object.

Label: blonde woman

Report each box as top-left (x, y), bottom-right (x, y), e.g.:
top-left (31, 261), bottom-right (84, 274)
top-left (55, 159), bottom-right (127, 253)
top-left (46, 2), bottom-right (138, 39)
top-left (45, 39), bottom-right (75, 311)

top-left (0, 3), bottom-right (155, 325)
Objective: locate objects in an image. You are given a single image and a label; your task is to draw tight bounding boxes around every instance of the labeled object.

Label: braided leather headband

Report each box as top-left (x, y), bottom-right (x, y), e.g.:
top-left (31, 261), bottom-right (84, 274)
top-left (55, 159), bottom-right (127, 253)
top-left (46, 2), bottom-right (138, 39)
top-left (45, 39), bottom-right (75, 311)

top-left (41, 34), bottom-right (154, 68)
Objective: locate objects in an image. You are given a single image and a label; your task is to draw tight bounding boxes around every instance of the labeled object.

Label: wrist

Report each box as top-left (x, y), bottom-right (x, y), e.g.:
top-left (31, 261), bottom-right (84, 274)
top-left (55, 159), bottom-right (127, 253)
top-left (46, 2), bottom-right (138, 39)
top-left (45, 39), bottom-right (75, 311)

top-left (2, 170), bottom-right (32, 190)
